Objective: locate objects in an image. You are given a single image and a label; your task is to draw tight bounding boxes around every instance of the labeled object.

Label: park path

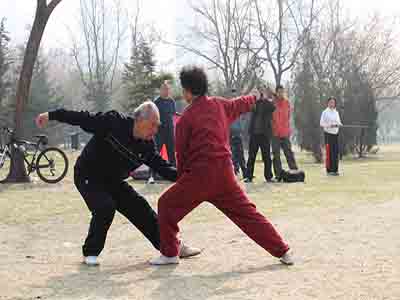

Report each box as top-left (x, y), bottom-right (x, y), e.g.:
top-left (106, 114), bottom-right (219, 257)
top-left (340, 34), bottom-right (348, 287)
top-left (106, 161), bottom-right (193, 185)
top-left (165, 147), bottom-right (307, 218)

top-left (1, 199), bottom-right (400, 300)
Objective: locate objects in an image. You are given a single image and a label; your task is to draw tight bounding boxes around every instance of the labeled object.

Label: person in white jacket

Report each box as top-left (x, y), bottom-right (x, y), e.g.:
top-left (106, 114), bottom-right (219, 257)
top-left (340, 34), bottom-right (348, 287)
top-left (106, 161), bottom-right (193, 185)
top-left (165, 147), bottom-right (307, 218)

top-left (320, 97), bottom-right (343, 176)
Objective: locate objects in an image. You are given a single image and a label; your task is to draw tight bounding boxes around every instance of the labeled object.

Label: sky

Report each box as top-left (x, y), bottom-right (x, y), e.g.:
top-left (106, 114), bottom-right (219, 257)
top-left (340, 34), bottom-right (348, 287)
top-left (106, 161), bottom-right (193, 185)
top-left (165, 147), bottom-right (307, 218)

top-left (0, 0), bottom-right (187, 70)
top-left (1, 0), bottom-right (399, 73)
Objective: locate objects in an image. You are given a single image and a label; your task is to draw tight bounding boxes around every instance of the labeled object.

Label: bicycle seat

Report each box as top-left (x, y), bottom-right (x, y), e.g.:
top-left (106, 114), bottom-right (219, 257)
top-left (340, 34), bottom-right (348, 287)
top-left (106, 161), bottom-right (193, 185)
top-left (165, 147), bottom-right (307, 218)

top-left (35, 134), bottom-right (48, 139)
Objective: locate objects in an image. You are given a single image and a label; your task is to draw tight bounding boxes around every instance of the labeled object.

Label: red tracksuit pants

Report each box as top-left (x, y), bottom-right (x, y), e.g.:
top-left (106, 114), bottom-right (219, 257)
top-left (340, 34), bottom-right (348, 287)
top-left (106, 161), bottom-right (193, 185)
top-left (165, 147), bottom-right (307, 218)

top-left (158, 159), bottom-right (290, 258)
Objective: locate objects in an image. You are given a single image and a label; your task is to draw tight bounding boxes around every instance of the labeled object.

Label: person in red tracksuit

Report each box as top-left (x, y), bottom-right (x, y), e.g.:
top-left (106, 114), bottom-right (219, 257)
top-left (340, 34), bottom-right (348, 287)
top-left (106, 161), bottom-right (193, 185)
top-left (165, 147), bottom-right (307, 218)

top-left (150, 66), bottom-right (293, 266)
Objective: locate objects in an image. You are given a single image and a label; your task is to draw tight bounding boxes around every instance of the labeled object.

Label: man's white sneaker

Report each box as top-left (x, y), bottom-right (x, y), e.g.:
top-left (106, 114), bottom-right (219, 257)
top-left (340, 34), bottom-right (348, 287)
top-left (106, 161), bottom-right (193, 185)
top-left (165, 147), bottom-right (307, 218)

top-left (279, 251), bottom-right (294, 265)
top-left (179, 242), bottom-right (202, 258)
top-left (149, 255), bottom-right (179, 265)
top-left (147, 176), bottom-right (155, 184)
top-left (83, 256), bottom-right (99, 266)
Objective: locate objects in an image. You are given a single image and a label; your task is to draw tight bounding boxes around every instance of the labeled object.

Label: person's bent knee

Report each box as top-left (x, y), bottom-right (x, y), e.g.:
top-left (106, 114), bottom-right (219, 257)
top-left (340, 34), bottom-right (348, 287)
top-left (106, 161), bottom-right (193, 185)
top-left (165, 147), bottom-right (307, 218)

top-left (92, 203), bottom-right (116, 220)
top-left (158, 193), bottom-right (178, 222)
top-left (158, 193), bottom-right (171, 214)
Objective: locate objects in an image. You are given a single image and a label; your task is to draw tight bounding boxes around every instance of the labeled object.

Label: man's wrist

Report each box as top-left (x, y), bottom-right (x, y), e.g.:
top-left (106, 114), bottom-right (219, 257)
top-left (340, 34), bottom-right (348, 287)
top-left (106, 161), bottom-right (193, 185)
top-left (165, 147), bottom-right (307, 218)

top-left (48, 111), bottom-right (56, 121)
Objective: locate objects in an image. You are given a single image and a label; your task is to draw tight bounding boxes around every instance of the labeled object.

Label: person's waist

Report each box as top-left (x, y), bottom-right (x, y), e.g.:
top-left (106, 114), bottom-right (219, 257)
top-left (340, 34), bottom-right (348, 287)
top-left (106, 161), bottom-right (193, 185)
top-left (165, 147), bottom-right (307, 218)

top-left (324, 129), bottom-right (339, 134)
top-left (273, 118), bottom-right (290, 125)
top-left (231, 133), bottom-right (242, 138)
top-left (159, 122), bottom-right (174, 129)
top-left (273, 124), bottom-right (290, 131)
top-left (182, 156), bottom-right (232, 171)
top-left (253, 124), bottom-right (272, 132)
top-left (230, 129), bottom-right (241, 136)
top-left (160, 116), bottom-right (174, 122)
top-left (74, 159), bottom-right (128, 181)
top-left (186, 150), bottom-right (231, 162)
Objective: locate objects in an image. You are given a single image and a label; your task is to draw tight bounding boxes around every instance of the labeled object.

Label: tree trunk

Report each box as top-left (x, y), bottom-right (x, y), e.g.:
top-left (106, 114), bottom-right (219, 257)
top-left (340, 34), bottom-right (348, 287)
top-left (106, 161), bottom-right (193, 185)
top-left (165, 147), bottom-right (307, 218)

top-left (6, 0), bottom-right (61, 183)
top-left (274, 70), bottom-right (282, 88)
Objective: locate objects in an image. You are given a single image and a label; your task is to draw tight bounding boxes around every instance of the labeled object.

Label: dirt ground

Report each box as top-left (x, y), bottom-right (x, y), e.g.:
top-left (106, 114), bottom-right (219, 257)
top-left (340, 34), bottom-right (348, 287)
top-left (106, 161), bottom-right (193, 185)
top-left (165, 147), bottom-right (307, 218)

top-left (0, 199), bottom-right (399, 300)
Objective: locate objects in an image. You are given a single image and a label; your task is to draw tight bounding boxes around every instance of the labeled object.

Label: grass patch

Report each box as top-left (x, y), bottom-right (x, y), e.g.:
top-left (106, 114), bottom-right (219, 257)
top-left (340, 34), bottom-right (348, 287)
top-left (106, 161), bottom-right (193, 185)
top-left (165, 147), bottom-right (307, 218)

top-left (1, 146), bottom-right (399, 226)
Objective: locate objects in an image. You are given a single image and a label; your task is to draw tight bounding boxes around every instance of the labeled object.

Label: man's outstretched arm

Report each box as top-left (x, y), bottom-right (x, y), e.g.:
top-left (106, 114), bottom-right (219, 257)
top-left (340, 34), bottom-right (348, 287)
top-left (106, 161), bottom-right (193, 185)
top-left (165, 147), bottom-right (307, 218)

top-left (36, 109), bottom-right (116, 135)
top-left (219, 95), bottom-right (257, 123)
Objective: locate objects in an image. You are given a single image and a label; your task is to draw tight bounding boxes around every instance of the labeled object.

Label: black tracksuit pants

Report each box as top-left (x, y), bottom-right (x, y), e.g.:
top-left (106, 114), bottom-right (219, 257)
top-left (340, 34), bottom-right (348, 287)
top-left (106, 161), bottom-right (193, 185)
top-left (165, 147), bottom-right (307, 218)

top-left (246, 134), bottom-right (273, 181)
top-left (74, 170), bottom-right (160, 256)
top-left (271, 136), bottom-right (298, 177)
top-left (324, 132), bottom-right (339, 173)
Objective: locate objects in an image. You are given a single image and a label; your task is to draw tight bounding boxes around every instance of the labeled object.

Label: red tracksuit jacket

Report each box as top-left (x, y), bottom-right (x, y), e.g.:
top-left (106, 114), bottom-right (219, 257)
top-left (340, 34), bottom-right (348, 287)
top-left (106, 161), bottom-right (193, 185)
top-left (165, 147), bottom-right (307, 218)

top-left (272, 98), bottom-right (292, 138)
top-left (175, 95), bottom-right (256, 178)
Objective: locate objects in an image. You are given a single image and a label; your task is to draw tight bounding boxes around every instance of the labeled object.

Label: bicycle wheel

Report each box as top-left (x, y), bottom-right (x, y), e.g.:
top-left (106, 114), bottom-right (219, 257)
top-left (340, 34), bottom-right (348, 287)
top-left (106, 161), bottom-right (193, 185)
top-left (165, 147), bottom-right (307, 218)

top-left (36, 147), bottom-right (69, 184)
top-left (0, 150), bottom-right (11, 183)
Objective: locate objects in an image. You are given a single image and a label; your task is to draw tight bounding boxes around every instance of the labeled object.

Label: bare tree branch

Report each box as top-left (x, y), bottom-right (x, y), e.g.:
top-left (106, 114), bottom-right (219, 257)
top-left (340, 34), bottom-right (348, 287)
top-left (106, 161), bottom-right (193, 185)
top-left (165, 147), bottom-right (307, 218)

top-left (171, 0), bottom-right (261, 94)
top-left (47, 0), bottom-right (63, 13)
top-left (71, 0), bottom-right (126, 110)
top-left (253, 0), bottom-right (317, 86)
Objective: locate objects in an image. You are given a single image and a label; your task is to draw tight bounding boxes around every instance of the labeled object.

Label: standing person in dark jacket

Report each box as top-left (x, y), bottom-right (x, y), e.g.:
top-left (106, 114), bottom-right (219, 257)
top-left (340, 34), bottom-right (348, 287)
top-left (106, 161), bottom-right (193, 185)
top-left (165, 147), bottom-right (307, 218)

top-left (230, 116), bottom-right (247, 177)
top-left (244, 88), bottom-right (276, 183)
top-left (35, 102), bottom-right (200, 266)
top-left (148, 83), bottom-right (176, 184)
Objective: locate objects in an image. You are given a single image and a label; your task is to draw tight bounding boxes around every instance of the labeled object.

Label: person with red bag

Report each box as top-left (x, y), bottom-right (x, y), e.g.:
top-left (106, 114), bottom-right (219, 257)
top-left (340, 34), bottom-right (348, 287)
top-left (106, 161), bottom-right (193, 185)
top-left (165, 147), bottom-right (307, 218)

top-left (320, 97), bottom-right (342, 176)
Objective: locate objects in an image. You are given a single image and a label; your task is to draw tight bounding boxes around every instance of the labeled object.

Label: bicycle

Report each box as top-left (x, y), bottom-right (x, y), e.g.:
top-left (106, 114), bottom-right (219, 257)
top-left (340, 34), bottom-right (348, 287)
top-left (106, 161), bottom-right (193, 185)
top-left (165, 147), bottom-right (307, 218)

top-left (0, 127), bottom-right (69, 184)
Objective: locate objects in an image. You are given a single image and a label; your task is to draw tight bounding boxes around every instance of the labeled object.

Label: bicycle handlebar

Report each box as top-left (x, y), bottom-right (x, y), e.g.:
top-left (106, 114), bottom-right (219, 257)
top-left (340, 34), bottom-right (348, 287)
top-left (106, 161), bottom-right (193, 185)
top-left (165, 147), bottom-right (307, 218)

top-left (1, 128), bottom-right (49, 147)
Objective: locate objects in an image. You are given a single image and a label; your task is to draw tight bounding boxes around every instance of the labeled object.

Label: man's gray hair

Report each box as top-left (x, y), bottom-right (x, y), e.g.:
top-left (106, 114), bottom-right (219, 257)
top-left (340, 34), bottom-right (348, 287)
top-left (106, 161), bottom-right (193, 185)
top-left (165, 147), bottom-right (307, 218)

top-left (133, 101), bottom-right (159, 120)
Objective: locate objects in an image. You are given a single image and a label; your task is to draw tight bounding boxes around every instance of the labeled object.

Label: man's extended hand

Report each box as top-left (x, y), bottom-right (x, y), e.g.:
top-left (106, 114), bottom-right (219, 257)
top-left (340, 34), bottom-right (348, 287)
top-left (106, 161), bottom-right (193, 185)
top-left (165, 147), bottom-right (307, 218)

top-left (252, 86), bottom-right (273, 102)
top-left (251, 89), bottom-right (262, 101)
top-left (36, 112), bottom-right (49, 129)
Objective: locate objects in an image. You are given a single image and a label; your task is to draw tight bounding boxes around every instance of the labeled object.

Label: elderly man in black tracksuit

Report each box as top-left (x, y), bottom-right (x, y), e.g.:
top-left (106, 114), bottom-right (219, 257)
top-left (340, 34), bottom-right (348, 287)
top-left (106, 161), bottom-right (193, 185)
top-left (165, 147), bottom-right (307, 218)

top-left (35, 102), bottom-right (200, 266)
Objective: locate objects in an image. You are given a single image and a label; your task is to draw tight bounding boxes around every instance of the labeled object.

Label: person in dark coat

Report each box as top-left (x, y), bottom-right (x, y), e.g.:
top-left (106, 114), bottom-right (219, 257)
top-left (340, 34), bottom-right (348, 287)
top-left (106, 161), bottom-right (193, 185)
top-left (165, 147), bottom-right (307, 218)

top-left (230, 116), bottom-right (247, 177)
top-left (244, 88), bottom-right (276, 183)
top-left (148, 83), bottom-right (176, 184)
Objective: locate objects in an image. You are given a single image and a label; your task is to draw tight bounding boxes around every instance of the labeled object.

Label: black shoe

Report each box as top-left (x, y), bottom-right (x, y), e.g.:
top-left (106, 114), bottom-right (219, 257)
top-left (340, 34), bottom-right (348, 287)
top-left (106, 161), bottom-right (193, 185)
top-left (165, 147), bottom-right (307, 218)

top-left (244, 178), bottom-right (253, 183)
top-left (266, 178), bottom-right (275, 183)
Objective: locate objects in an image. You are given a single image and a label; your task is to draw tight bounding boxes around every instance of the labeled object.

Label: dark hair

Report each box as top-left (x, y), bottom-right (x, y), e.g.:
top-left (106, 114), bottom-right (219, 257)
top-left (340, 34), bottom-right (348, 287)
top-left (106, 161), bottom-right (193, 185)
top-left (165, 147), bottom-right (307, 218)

top-left (275, 85), bottom-right (284, 92)
top-left (179, 66), bottom-right (208, 96)
top-left (327, 97), bottom-right (337, 107)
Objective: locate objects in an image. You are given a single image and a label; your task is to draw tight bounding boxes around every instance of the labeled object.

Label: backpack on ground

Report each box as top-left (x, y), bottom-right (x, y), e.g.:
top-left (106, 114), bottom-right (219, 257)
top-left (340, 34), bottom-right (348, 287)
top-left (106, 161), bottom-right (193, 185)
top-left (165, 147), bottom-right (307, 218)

top-left (278, 169), bottom-right (305, 183)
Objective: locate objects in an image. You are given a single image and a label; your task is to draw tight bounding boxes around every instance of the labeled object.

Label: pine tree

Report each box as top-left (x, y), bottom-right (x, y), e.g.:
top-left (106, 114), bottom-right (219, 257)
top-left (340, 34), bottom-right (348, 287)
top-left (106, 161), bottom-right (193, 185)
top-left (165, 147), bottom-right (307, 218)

top-left (293, 34), bottom-right (379, 160)
top-left (0, 18), bottom-right (12, 109)
top-left (293, 39), bottom-right (323, 162)
top-left (122, 40), bottom-right (172, 113)
top-left (341, 66), bottom-right (378, 155)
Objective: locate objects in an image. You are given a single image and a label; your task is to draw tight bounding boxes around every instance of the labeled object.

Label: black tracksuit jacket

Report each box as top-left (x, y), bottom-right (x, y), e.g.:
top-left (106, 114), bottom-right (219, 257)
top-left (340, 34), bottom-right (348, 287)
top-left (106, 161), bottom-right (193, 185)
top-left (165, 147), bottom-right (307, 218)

top-left (49, 109), bottom-right (177, 184)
